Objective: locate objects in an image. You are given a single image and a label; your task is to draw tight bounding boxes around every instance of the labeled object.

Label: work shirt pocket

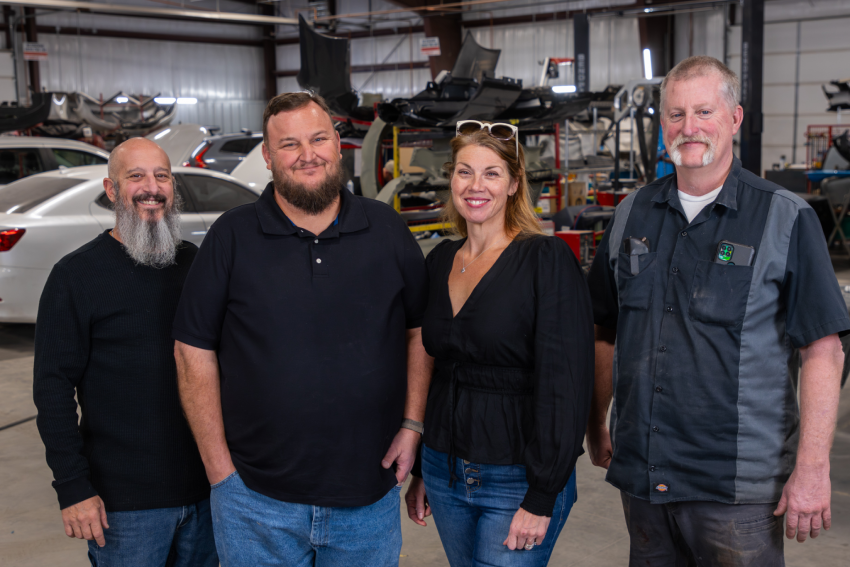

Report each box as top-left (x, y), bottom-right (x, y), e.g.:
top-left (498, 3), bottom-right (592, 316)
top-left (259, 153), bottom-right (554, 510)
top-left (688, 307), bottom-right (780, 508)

top-left (617, 252), bottom-right (657, 310)
top-left (688, 260), bottom-right (754, 327)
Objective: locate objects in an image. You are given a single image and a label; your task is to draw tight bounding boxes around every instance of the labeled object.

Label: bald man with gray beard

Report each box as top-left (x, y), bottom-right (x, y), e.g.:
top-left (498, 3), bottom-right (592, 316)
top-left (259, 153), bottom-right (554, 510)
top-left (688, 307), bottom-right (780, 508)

top-left (33, 138), bottom-right (217, 567)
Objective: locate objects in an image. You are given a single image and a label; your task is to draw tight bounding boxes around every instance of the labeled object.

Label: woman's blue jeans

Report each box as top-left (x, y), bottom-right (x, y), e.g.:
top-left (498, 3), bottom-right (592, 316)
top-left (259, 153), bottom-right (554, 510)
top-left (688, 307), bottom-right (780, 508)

top-left (421, 445), bottom-right (577, 567)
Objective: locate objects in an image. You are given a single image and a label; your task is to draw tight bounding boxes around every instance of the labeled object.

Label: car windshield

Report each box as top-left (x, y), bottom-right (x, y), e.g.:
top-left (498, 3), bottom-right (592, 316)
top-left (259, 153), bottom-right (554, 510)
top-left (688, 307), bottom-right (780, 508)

top-left (0, 176), bottom-right (86, 214)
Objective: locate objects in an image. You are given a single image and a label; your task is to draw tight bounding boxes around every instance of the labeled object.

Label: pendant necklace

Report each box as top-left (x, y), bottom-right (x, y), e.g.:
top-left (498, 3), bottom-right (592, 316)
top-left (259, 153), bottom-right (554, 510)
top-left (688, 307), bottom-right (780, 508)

top-left (462, 236), bottom-right (505, 273)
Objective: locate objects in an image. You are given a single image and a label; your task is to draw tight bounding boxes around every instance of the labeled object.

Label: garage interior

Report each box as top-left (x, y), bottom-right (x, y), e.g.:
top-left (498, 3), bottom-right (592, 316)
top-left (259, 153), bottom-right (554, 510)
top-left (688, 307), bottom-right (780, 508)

top-left (1, 0), bottom-right (850, 565)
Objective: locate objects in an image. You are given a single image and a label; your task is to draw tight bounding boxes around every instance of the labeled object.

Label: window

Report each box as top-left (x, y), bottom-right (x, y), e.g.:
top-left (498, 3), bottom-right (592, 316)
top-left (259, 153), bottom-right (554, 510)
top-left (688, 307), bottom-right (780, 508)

top-left (179, 175), bottom-right (257, 212)
top-left (220, 137), bottom-right (262, 155)
top-left (52, 148), bottom-right (108, 168)
top-left (0, 149), bottom-right (44, 185)
top-left (0, 177), bottom-right (85, 213)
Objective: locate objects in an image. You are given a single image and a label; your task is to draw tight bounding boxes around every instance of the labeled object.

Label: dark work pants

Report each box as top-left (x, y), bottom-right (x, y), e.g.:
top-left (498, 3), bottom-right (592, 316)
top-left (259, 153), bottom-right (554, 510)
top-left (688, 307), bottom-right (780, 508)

top-left (620, 492), bottom-right (785, 567)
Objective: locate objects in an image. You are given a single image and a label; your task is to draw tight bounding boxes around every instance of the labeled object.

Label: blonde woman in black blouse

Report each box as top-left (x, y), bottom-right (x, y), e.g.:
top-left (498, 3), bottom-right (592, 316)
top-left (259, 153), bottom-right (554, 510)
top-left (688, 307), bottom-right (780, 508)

top-left (405, 122), bottom-right (595, 566)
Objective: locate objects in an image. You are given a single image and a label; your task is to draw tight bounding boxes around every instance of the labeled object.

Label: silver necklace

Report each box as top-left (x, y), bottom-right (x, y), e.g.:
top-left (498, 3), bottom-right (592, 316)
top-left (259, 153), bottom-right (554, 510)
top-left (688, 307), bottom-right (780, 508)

top-left (462, 236), bottom-right (505, 273)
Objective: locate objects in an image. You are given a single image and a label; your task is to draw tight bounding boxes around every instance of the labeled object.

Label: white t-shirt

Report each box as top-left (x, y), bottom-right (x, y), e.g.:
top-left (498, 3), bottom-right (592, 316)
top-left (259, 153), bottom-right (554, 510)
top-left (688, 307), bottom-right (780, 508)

top-left (678, 186), bottom-right (723, 223)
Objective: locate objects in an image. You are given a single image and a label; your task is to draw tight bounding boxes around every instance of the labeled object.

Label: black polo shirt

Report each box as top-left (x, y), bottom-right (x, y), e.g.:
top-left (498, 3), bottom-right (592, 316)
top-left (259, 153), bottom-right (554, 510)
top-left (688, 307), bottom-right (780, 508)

top-left (173, 184), bottom-right (428, 507)
top-left (588, 157), bottom-right (850, 505)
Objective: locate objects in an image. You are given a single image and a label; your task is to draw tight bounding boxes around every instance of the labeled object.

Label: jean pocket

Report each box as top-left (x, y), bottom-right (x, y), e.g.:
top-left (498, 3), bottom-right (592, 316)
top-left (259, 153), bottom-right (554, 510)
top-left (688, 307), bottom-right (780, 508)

top-left (735, 512), bottom-right (779, 535)
top-left (688, 260), bottom-right (754, 327)
top-left (617, 252), bottom-right (657, 310)
top-left (210, 471), bottom-right (239, 490)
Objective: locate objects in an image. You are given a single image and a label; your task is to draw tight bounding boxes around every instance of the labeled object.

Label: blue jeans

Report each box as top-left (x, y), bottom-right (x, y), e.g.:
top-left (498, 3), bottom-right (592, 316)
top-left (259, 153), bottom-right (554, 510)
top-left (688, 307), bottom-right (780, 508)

top-left (209, 471), bottom-right (403, 567)
top-left (421, 445), bottom-right (577, 567)
top-left (87, 499), bottom-right (217, 567)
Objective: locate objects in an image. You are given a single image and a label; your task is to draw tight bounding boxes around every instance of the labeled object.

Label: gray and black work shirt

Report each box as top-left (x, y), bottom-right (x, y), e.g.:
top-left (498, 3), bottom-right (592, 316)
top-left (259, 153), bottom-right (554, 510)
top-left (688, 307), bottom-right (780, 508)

top-left (587, 157), bottom-right (850, 504)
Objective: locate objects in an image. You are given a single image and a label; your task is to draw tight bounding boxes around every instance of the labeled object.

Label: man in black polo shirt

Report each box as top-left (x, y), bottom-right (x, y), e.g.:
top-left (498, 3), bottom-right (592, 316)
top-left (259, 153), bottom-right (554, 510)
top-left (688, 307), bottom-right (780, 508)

top-left (587, 56), bottom-right (849, 565)
top-left (173, 92), bottom-right (431, 567)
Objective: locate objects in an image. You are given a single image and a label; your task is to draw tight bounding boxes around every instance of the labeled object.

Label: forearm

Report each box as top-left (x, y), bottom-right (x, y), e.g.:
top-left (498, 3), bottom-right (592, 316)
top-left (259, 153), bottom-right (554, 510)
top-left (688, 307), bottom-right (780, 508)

top-left (174, 341), bottom-right (233, 480)
top-left (33, 379), bottom-right (98, 508)
top-left (797, 334), bottom-right (844, 466)
top-left (590, 325), bottom-right (616, 428)
top-left (404, 327), bottom-right (432, 423)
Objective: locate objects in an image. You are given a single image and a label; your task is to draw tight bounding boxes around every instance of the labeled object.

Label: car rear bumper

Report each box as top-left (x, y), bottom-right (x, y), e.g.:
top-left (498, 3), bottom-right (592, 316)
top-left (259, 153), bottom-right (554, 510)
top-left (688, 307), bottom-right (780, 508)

top-left (0, 265), bottom-right (49, 323)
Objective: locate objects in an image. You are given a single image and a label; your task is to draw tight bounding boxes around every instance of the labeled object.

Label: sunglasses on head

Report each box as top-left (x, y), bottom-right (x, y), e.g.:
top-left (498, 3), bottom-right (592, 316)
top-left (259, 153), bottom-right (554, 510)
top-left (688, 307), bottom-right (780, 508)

top-left (456, 120), bottom-right (519, 155)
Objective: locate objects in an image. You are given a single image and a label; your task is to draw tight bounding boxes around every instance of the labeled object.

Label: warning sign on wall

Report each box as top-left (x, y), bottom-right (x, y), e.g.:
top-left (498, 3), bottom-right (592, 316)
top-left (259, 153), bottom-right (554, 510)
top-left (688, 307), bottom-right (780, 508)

top-left (420, 37), bottom-right (441, 57)
top-left (23, 43), bottom-right (47, 61)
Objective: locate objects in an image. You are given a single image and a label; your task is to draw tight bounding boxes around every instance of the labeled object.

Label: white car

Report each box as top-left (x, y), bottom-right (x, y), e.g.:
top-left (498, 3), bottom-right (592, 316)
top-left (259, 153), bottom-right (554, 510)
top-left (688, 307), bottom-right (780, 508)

top-left (0, 137), bottom-right (110, 185)
top-left (230, 141), bottom-right (271, 191)
top-left (146, 124), bottom-right (212, 168)
top-left (0, 164), bottom-right (260, 323)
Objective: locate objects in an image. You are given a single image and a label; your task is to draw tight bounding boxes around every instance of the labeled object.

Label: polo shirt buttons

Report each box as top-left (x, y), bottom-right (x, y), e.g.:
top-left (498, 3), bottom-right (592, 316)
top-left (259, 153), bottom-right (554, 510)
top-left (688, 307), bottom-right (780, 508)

top-left (316, 258), bottom-right (322, 264)
top-left (650, 466), bottom-right (656, 472)
top-left (666, 306), bottom-right (673, 313)
top-left (659, 346), bottom-right (667, 352)
top-left (672, 267), bottom-right (679, 273)
top-left (314, 239), bottom-right (319, 243)
top-left (681, 231), bottom-right (688, 237)
top-left (653, 426), bottom-right (660, 432)
top-left (656, 386), bottom-right (663, 392)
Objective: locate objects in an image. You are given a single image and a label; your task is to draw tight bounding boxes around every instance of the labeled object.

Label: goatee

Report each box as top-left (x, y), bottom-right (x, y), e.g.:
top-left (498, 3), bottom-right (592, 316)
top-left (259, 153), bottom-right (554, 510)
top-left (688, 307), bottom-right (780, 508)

top-left (113, 188), bottom-right (183, 268)
top-left (273, 161), bottom-right (344, 215)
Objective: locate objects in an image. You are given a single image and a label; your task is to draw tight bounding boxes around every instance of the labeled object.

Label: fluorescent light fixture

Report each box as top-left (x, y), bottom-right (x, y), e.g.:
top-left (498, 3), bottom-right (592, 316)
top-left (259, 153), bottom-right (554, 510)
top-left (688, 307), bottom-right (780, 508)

top-left (643, 48), bottom-right (653, 80)
top-left (153, 128), bottom-right (172, 140)
top-left (644, 7), bottom-right (653, 12)
top-left (177, 97), bottom-right (198, 105)
top-left (154, 97), bottom-right (176, 104)
top-left (115, 96), bottom-right (129, 103)
top-left (552, 85), bottom-right (577, 93)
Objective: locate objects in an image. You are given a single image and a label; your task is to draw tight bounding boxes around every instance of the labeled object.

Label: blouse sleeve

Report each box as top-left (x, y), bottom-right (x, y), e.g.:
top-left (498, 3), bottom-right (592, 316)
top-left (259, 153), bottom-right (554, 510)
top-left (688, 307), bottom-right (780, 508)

top-left (520, 237), bottom-right (595, 517)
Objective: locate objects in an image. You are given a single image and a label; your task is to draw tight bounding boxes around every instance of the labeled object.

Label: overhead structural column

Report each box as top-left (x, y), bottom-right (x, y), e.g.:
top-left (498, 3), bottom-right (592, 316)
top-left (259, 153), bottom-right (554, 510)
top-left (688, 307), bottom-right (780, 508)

top-left (384, 0), bottom-right (462, 80)
top-left (636, 2), bottom-right (674, 79)
top-left (739, 0), bottom-right (764, 175)
top-left (23, 7), bottom-right (39, 93)
top-left (260, 3), bottom-right (277, 101)
top-left (573, 13), bottom-right (589, 93)
top-left (422, 12), bottom-right (462, 80)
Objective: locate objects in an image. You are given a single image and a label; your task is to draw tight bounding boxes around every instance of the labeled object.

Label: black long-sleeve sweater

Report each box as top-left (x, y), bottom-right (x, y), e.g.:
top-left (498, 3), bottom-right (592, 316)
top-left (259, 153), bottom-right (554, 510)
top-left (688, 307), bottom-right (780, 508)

top-left (33, 230), bottom-right (209, 512)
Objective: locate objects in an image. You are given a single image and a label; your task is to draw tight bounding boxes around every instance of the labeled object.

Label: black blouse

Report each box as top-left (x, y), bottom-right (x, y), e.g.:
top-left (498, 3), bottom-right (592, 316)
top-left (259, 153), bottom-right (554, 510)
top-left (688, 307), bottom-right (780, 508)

top-left (419, 235), bottom-right (595, 517)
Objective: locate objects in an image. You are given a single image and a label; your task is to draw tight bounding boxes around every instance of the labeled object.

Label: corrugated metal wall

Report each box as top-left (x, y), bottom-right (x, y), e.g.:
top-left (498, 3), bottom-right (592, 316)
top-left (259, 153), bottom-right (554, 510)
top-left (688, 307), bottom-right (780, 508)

top-left (725, 0), bottom-right (850, 173)
top-left (31, 2), bottom-right (267, 133)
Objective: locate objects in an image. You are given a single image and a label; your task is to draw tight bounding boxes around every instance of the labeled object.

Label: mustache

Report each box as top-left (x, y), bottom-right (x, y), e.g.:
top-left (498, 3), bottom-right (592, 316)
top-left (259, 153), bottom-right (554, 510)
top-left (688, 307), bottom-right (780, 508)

top-left (292, 160), bottom-right (327, 171)
top-left (670, 134), bottom-right (714, 151)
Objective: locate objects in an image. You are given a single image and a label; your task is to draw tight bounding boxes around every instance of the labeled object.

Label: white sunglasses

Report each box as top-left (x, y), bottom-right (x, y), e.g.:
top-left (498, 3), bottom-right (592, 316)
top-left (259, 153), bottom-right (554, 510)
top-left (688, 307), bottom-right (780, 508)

top-left (455, 120), bottom-right (519, 155)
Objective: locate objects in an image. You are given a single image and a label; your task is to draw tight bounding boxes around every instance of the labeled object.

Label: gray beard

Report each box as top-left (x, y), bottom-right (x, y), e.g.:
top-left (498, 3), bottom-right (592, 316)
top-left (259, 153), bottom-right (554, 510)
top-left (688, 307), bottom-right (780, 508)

top-left (273, 161), bottom-right (344, 215)
top-left (113, 189), bottom-right (183, 269)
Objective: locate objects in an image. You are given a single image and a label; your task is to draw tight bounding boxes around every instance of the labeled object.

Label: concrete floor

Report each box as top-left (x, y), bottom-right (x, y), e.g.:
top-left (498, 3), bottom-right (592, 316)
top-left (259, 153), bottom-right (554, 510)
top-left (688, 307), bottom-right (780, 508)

top-left (2, 259), bottom-right (850, 566)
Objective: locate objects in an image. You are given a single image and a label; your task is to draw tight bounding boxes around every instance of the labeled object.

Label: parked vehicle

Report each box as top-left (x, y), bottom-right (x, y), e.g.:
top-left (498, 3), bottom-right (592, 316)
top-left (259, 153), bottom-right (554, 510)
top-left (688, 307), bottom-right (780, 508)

top-left (146, 124), bottom-right (212, 168)
top-left (0, 137), bottom-right (109, 185)
top-left (0, 164), bottom-right (260, 323)
top-left (229, 141), bottom-right (270, 190)
top-left (186, 130), bottom-right (263, 174)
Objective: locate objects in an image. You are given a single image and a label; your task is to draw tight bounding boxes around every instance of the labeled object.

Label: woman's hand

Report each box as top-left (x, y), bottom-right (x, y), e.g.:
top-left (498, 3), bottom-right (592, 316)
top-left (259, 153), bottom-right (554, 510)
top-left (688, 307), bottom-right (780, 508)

top-left (503, 507), bottom-right (551, 550)
top-left (404, 476), bottom-right (432, 526)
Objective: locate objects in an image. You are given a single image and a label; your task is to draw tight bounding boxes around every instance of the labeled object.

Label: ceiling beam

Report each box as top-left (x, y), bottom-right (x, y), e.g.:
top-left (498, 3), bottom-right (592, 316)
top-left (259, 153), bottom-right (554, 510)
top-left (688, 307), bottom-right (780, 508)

top-left (0, 0), bottom-right (298, 26)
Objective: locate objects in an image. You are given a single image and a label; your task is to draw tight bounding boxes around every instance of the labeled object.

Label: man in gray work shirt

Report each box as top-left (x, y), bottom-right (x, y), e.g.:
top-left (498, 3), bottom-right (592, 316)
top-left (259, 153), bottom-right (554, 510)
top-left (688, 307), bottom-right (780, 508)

top-left (586, 56), bottom-right (849, 565)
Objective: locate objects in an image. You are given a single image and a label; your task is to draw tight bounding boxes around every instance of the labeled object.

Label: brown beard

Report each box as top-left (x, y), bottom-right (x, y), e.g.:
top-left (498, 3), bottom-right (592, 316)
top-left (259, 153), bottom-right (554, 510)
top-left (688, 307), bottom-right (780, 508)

top-left (272, 159), bottom-right (344, 215)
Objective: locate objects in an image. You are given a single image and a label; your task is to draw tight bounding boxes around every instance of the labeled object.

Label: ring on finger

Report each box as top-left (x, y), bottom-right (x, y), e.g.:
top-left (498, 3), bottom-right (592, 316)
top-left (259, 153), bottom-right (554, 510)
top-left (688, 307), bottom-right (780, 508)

top-left (524, 540), bottom-right (536, 550)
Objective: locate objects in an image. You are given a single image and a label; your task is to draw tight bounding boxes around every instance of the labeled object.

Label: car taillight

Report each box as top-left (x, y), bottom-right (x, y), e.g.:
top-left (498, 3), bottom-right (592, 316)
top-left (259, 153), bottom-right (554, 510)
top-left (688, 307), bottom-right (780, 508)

top-left (192, 144), bottom-right (210, 168)
top-left (0, 228), bottom-right (25, 252)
